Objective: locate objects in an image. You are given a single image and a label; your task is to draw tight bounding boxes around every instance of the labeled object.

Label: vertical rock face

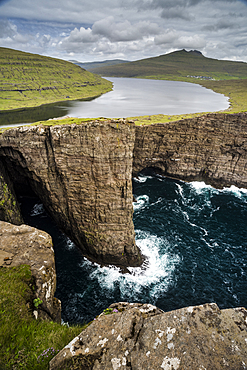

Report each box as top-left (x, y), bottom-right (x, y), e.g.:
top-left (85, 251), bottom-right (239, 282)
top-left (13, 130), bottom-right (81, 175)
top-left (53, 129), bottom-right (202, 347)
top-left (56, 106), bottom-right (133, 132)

top-left (0, 160), bottom-right (23, 225)
top-left (0, 120), bottom-right (141, 267)
top-left (133, 113), bottom-right (247, 188)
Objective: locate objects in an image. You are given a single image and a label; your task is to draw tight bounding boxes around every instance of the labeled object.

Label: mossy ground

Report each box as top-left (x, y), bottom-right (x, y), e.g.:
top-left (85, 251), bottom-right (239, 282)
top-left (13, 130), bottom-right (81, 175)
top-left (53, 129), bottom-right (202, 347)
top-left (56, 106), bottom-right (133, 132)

top-left (0, 265), bottom-right (85, 370)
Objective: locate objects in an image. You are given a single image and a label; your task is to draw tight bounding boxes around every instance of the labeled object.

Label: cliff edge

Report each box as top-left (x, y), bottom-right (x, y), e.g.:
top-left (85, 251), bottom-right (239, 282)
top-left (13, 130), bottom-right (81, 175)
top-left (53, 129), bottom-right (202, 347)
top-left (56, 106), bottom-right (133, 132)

top-left (0, 221), bottom-right (61, 322)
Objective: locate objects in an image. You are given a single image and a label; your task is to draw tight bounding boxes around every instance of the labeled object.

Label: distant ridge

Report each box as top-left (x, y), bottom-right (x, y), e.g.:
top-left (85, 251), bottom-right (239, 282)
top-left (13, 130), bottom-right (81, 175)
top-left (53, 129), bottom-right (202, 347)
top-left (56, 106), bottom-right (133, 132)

top-left (90, 49), bottom-right (247, 81)
top-left (70, 59), bottom-right (130, 71)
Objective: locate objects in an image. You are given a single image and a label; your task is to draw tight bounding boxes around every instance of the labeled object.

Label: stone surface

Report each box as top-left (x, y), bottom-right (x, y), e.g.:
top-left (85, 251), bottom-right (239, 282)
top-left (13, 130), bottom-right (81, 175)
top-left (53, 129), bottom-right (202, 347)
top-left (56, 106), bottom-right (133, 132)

top-left (134, 113), bottom-right (247, 188)
top-left (0, 120), bottom-right (141, 268)
top-left (49, 302), bottom-right (247, 370)
top-left (0, 221), bottom-right (61, 322)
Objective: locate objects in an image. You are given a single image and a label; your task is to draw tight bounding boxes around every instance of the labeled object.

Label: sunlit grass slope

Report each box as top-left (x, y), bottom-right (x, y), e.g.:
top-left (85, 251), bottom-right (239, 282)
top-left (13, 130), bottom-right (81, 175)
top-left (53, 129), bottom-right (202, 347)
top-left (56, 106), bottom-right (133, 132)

top-left (92, 49), bottom-right (247, 113)
top-left (0, 47), bottom-right (112, 111)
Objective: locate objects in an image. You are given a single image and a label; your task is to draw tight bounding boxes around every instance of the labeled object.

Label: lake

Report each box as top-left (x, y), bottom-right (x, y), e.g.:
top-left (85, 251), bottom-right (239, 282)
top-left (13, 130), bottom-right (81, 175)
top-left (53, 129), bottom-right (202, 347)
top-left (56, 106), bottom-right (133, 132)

top-left (0, 77), bottom-right (229, 127)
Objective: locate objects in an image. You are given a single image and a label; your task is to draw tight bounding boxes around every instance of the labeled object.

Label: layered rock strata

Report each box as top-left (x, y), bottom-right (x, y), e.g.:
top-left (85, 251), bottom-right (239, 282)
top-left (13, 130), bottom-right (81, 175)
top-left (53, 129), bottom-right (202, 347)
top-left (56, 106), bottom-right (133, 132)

top-left (134, 113), bottom-right (247, 188)
top-left (0, 120), bottom-right (141, 267)
top-left (0, 221), bottom-right (61, 322)
top-left (49, 302), bottom-right (247, 370)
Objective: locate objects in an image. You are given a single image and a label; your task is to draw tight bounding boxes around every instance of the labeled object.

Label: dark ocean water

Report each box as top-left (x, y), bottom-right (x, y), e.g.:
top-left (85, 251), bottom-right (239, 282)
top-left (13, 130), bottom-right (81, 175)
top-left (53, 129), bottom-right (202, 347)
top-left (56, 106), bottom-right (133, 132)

top-left (20, 176), bottom-right (247, 324)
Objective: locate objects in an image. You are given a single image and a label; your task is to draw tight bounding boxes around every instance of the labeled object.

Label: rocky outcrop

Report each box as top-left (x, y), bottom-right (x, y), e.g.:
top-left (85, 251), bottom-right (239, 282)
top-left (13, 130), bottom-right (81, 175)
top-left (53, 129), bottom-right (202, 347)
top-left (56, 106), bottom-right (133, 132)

top-left (0, 221), bottom-right (61, 322)
top-left (0, 120), bottom-right (141, 268)
top-left (49, 301), bottom-right (247, 370)
top-left (134, 113), bottom-right (247, 188)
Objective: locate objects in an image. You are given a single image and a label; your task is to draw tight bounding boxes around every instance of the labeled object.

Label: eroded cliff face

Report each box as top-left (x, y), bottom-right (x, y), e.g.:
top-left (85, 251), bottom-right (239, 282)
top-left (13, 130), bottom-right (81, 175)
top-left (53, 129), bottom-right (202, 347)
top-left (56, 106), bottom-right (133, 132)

top-left (133, 113), bottom-right (247, 188)
top-left (0, 120), bottom-right (141, 268)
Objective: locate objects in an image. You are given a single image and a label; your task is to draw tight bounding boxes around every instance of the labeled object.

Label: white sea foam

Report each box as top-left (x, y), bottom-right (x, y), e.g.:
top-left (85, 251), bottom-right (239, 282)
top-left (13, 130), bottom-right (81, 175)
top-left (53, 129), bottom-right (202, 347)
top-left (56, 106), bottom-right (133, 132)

top-left (222, 185), bottom-right (247, 199)
top-left (30, 203), bottom-right (45, 216)
top-left (133, 175), bottom-right (151, 183)
top-left (189, 181), bottom-right (215, 194)
top-left (189, 181), bottom-right (247, 199)
top-left (176, 183), bottom-right (184, 198)
top-left (133, 195), bottom-right (149, 211)
top-left (80, 230), bottom-right (180, 302)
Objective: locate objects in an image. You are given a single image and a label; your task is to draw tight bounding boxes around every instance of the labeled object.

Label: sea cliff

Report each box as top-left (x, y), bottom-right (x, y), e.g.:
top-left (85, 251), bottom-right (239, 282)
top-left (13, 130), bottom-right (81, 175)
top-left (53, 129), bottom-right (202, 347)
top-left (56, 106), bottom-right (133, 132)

top-left (0, 113), bottom-right (247, 267)
top-left (0, 119), bottom-right (141, 268)
top-left (134, 112), bottom-right (247, 188)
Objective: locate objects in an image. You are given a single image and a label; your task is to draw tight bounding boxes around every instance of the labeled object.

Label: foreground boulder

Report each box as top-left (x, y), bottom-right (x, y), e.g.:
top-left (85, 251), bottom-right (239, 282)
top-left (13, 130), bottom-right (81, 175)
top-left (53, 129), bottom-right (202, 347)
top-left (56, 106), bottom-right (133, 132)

top-left (49, 302), bottom-right (247, 370)
top-left (0, 221), bottom-right (61, 322)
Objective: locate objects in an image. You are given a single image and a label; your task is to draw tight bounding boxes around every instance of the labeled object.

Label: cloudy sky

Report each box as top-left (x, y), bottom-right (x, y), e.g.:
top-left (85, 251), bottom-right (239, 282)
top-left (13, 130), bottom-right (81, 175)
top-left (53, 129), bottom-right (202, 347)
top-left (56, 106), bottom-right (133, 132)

top-left (0, 0), bottom-right (247, 63)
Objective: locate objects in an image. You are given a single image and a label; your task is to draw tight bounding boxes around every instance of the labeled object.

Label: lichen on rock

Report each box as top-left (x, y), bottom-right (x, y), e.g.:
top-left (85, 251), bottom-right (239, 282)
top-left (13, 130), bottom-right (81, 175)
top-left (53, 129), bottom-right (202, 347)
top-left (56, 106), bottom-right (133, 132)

top-left (49, 302), bottom-right (247, 370)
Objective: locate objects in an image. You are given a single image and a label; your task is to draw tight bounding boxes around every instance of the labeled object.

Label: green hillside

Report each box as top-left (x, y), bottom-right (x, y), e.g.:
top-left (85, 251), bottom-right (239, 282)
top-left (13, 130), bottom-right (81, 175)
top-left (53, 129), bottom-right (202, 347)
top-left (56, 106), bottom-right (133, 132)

top-left (91, 49), bottom-right (247, 113)
top-left (91, 49), bottom-right (247, 80)
top-left (0, 48), bottom-right (112, 111)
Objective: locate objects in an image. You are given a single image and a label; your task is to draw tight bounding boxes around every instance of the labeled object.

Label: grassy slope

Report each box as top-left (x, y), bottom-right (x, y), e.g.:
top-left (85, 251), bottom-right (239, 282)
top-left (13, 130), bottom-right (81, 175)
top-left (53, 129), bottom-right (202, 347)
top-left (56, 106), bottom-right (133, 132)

top-left (91, 49), bottom-right (247, 80)
top-left (0, 265), bottom-right (85, 370)
top-left (92, 49), bottom-right (247, 115)
top-left (0, 47), bottom-right (112, 111)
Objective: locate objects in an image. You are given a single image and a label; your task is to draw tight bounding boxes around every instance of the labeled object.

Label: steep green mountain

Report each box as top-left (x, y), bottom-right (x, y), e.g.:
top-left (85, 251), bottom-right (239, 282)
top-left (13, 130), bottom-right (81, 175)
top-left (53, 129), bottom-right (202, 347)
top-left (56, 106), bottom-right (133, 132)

top-left (91, 49), bottom-right (247, 81)
top-left (0, 47), bottom-right (112, 111)
top-left (70, 59), bottom-right (129, 71)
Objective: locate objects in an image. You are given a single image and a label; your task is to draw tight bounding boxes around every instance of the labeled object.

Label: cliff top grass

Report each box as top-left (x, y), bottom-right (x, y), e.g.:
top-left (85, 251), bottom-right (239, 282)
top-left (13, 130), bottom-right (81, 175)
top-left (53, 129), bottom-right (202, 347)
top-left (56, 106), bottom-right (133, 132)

top-left (0, 47), bottom-right (112, 111)
top-left (0, 265), bottom-right (85, 370)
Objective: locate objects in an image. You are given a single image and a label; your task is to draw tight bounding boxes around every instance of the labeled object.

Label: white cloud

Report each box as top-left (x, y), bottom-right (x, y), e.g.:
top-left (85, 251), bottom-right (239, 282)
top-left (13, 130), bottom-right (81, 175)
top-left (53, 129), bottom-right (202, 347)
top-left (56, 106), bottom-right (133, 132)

top-left (0, 0), bottom-right (247, 62)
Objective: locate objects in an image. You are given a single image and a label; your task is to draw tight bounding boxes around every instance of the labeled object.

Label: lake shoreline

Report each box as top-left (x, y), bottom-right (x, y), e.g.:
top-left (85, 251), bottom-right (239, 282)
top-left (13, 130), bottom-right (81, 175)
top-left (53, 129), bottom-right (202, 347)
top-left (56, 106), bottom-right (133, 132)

top-left (0, 77), bottom-right (229, 127)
